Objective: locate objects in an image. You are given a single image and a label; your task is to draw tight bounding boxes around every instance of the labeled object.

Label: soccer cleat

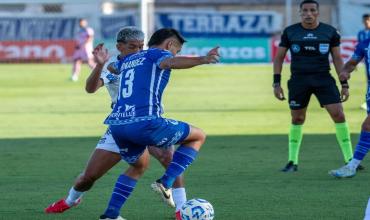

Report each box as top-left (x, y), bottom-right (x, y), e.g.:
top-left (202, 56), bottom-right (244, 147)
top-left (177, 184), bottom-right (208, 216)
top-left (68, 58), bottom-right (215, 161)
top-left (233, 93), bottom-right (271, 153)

top-left (329, 165), bottom-right (356, 178)
top-left (281, 161), bottom-right (298, 172)
top-left (45, 198), bottom-right (81, 213)
top-left (361, 102), bottom-right (367, 111)
top-left (99, 215), bottom-right (126, 220)
top-left (71, 75), bottom-right (79, 82)
top-left (150, 180), bottom-right (175, 208)
top-left (175, 210), bottom-right (182, 220)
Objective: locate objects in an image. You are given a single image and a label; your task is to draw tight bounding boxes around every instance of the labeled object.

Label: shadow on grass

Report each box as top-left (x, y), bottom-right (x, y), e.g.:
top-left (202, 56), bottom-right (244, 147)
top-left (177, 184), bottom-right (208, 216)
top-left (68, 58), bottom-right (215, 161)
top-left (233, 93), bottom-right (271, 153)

top-left (0, 134), bottom-right (367, 220)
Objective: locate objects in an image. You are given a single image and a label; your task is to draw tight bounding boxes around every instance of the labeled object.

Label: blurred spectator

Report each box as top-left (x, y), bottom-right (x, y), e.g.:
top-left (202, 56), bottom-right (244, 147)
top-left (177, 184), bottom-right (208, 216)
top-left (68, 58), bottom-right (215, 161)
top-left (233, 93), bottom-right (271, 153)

top-left (71, 18), bottom-right (95, 82)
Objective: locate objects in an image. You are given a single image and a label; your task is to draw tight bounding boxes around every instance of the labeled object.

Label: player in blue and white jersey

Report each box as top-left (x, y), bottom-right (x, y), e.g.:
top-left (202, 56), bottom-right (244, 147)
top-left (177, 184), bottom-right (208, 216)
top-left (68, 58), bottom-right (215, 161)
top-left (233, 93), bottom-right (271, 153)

top-left (329, 38), bottom-right (370, 179)
top-left (358, 14), bottom-right (370, 43)
top-left (98, 28), bottom-right (219, 220)
top-left (358, 14), bottom-right (370, 110)
top-left (45, 27), bottom-right (188, 218)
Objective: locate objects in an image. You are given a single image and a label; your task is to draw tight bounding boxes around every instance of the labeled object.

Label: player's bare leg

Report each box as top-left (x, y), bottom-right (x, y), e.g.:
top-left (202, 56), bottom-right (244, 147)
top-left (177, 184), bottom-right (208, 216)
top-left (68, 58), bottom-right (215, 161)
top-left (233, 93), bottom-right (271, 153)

top-left (71, 59), bottom-right (82, 81)
top-left (75, 149), bottom-right (121, 191)
top-left (45, 149), bottom-right (121, 213)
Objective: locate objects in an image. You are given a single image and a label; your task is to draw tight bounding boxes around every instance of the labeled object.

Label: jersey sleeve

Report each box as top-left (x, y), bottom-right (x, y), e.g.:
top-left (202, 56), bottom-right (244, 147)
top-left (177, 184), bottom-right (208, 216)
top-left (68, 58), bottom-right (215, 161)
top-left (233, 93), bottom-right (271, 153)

top-left (278, 29), bottom-right (289, 48)
top-left (330, 29), bottom-right (341, 47)
top-left (351, 41), bottom-right (365, 61)
top-left (147, 48), bottom-right (174, 68)
top-left (100, 56), bottom-right (120, 85)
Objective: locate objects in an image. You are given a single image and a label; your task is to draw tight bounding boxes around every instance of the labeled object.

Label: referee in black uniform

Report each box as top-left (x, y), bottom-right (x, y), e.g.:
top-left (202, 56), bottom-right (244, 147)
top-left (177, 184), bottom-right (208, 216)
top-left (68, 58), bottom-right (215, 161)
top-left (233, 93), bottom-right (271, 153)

top-left (273, 0), bottom-right (354, 172)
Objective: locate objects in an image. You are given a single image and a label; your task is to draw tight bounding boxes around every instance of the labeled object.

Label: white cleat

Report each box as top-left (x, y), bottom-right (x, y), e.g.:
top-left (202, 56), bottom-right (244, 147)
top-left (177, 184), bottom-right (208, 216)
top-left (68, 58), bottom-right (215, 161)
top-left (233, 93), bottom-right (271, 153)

top-left (151, 180), bottom-right (175, 208)
top-left (361, 102), bottom-right (367, 111)
top-left (99, 215), bottom-right (126, 220)
top-left (71, 75), bottom-right (79, 82)
top-left (329, 165), bottom-right (356, 178)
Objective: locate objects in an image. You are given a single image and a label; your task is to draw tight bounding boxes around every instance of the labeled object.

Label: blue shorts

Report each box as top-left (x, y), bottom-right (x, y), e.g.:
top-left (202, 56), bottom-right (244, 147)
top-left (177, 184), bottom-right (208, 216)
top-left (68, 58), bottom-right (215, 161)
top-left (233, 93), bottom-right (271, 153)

top-left (109, 117), bottom-right (190, 164)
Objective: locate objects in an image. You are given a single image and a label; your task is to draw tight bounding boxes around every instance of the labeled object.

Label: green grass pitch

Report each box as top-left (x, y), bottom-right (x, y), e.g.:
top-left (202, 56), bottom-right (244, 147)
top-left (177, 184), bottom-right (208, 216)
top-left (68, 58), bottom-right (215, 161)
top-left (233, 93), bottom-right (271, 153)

top-left (1, 63), bottom-right (370, 219)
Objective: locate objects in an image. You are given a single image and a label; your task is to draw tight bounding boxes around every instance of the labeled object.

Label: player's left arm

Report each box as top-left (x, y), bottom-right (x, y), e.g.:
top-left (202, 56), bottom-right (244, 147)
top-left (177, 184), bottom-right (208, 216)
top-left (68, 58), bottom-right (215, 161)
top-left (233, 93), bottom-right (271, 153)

top-left (159, 47), bottom-right (220, 69)
top-left (85, 43), bottom-right (109, 93)
top-left (331, 46), bottom-right (349, 101)
top-left (331, 46), bottom-right (344, 78)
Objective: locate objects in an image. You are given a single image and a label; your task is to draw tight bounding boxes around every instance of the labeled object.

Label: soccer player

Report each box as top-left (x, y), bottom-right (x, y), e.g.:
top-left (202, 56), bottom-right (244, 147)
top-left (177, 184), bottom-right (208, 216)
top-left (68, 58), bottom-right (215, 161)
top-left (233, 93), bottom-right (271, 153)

top-left (358, 14), bottom-right (370, 110)
top-left (329, 38), bottom-right (370, 178)
top-left (45, 27), bottom-right (187, 219)
top-left (71, 18), bottom-right (95, 82)
top-left (99, 28), bottom-right (219, 220)
top-left (273, 0), bottom-right (353, 172)
top-left (358, 14), bottom-right (370, 43)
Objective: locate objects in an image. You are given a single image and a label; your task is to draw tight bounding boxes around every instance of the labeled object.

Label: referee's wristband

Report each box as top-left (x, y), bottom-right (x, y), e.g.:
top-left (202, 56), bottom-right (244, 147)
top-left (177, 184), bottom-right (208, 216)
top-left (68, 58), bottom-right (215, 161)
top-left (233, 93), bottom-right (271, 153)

top-left (273, 74), bottom-right (281, 88)
top-left (340, 80), bottom-right (349, 89)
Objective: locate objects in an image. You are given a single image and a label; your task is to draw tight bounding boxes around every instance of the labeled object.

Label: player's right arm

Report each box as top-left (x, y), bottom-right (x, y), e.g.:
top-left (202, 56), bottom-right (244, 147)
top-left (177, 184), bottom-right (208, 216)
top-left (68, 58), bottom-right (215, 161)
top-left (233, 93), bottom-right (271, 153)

top-left (85, 43), bottom-right (109, 93)
top-left (273, 47), bottom-right (288, 101)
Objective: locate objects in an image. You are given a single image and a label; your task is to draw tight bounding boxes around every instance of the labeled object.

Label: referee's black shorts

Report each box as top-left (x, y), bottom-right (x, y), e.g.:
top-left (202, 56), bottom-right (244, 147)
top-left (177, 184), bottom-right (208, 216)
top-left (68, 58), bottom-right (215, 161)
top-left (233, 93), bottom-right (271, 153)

top-left (287, 73), bottom-right (341, 110)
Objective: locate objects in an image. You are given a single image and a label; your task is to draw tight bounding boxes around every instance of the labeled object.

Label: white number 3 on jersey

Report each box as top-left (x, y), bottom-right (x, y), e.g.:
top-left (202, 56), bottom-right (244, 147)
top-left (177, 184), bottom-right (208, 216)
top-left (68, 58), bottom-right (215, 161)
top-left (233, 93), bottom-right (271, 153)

top-left (122, 69), bottom-right (135, 98)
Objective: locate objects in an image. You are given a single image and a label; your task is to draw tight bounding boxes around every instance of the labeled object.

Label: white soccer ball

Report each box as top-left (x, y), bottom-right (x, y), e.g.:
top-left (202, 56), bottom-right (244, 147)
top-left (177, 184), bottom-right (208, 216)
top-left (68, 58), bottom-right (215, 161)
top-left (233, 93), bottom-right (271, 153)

top-left (180, 198), bottom-right (214, 220)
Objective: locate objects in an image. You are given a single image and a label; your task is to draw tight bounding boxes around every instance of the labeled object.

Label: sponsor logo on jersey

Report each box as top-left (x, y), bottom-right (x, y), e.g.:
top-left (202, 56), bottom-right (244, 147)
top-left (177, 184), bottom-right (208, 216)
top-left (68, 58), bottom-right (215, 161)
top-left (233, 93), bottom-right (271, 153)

top-left (291, 44), bottom-right (300, 53)
top-left (319, 43), bottom-right (330, 54)
top-left (304, 46), bottom-right (316, 51)
top-left (303, 33), bottom-right (317, 39)
top-left (111, 105), bottom-right (136, 118)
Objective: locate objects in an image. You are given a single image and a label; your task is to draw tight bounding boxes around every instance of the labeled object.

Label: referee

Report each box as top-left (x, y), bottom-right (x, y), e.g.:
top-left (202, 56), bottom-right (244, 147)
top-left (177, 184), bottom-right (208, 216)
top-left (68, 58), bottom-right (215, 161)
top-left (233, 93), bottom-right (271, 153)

top-left (273, 0), bottom-right (353, 172)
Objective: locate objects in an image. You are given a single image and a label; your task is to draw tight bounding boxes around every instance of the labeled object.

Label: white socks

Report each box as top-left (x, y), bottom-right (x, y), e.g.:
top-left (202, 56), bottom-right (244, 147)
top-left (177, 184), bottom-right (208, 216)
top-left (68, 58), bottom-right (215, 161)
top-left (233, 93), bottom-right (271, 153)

top-left (347, 158), bottom-right (361, 170)
top-left (65, 187), bottom-right (84, 206)
top-left (172, 187), bottom-right (187, 211)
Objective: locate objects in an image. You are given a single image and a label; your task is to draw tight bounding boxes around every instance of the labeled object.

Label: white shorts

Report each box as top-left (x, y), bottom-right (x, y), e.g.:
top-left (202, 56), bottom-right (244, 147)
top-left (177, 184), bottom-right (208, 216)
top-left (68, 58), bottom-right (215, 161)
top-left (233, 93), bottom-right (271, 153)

top-left (73, 47), bottom-right (93, 61)
top-left (95, 129), bottom-right (120, 154)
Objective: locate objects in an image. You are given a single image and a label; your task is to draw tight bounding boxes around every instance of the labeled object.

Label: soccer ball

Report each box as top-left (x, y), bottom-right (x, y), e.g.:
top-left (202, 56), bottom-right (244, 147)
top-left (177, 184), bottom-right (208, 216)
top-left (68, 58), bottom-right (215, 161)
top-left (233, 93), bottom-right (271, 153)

top-left (180, 198), bottom-right (214, 220)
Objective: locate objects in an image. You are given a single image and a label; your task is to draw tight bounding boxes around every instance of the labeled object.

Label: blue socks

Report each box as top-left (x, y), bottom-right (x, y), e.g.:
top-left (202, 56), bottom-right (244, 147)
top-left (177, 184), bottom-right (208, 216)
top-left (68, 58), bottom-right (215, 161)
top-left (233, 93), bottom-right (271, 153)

top-left (353, 131), bottom-right (370, 161)
top-left (160, 146), bottom-right (198, 188)
top-left (103, 174), bottom-right (137, 218)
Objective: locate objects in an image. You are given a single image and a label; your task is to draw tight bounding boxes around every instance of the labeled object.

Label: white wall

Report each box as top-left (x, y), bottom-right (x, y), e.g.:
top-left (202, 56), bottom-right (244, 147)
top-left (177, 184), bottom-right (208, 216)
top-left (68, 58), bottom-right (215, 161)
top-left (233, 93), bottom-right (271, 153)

top-left (339, 0), bottom-right (370, 37)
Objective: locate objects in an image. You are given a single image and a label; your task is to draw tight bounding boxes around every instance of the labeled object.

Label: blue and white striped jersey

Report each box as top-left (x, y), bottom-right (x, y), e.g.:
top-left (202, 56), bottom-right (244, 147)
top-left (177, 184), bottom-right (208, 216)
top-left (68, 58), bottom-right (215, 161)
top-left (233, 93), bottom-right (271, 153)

top-left (100, 55), bottom-right (121, 104)
top-left (358, 29), bottom-right (370, 43)
top-left (352, 38), bottom-right (370, 77)
top-left (104, 48), bottom-right (173, 125)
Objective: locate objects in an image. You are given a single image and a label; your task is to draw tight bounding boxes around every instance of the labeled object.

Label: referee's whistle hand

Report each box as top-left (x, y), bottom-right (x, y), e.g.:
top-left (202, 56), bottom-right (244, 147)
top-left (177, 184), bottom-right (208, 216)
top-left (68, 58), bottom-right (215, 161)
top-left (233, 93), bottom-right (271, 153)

top-left (273, 87), bottom-right (286, 101)
top-left (340, 89), bottom-right (349, 102)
